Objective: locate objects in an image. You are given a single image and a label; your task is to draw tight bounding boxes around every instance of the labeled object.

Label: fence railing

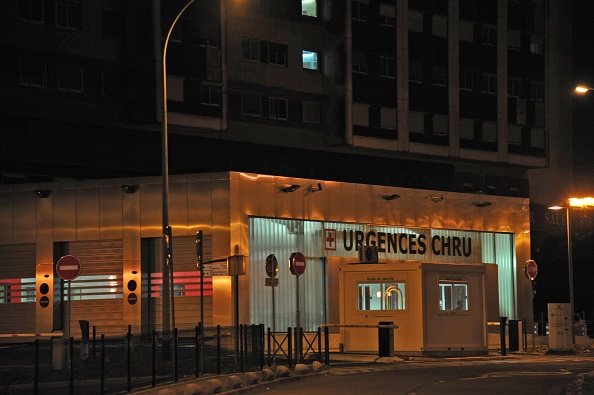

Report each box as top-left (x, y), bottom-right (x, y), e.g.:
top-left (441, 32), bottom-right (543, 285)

top-left (0, 323), bottom-right (266, 394)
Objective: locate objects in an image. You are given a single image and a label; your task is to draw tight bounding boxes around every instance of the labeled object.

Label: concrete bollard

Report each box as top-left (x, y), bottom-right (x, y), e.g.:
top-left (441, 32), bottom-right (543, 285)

top-left (276, 365), bottom-right (291, 377)
top-left (294, 363), bottom-right (309, 375)
top-left (243, 372), bottom-right (260, 385)
top-left (227, 375), bottom-right (243, 389)
top-left (312, 361), bottom-right (324, 372)
top-left (183, 383), bottom-right (204, 395)
top-left (261, 368), bottom-right (275, 381)
top-left (206, 379), bottom-right (223, 394)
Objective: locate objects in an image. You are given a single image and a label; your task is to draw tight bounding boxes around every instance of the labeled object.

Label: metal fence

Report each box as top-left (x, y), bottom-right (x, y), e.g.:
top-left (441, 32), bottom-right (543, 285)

top-left (0, 323), bottom-right (265, 395)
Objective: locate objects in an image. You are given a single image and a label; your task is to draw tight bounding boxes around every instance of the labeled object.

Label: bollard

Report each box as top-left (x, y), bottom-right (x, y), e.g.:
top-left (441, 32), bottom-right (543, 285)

top-left (499, 316), bottom-right (507, 356)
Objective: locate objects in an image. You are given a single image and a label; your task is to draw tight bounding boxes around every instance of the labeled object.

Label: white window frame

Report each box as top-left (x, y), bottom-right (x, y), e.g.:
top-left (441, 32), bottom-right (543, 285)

top-left (379, 3), bottom-right (395, 27)
top-left (55, 1), bottom-right (80, 31)
top-left (242, 38), bottom-right (260, 62)
top-left (200, 82), bottom-right (221, 106)
top-left (508, 78), bottom-right (522, 97)
top-left (481, 74), bottom-right (497, 94)
top-left (481, 25), bottom-right (497, 46)
top-left (438, 276), bottom-right (468, 312)
top-left (380, 55), bottom-right (395, 79)
top-left (530, 81), bottom-right (544, 101)
top-left (352, 0), bottom-right (368, 22)
top-left (460, 70), bottom-right (473, 91)
top-left (432, 65), bottom-right (447, 87)
top-left (269, 97), bottom-right (288, 120)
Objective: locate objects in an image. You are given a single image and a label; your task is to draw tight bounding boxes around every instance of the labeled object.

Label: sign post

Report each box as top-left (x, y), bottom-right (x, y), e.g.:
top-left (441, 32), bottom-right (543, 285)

top-left (289, 252), bottom-right (306, 363)
top-left (265, 254), bottom-right (278, 332)
top-left (56, 255), bottom-right (82, 369)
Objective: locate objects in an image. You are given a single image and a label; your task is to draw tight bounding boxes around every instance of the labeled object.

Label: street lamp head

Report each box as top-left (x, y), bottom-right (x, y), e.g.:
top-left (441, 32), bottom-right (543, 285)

top-left (575, 85), bottom-right (592, 94)
top-left (548, 205), bottom-right (565, 210)
top-left (569, 197), bottom-right (594, 208)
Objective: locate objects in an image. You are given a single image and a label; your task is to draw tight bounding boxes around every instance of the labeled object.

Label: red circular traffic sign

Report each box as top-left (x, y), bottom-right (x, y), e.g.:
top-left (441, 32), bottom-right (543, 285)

top-left (289, 252), bottom-right (306, 276)
top-left (525, 260), bottom-right (538, 280)
top-left (56, 255), bottom-right (82, 281)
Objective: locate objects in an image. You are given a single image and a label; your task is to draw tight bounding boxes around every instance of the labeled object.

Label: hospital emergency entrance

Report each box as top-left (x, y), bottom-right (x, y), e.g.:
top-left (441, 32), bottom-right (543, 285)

top-left (249, 216), bottom-right (519, 357)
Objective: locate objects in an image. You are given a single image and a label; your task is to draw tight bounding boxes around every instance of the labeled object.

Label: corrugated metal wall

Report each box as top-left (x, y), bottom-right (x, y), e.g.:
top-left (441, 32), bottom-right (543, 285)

top-left (0, 244), bottom-right (36, 334)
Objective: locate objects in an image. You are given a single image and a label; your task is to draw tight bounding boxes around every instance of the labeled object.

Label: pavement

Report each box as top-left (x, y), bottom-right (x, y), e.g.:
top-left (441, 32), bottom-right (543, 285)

top-left (130, 349), bottom-right (594, 395)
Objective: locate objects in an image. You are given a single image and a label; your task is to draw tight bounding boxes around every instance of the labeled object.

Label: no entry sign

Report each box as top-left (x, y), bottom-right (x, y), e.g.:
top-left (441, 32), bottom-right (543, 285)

top-left (56, 255), bottom-right (82, 281)
top-left (289, 252), bottom-right (306, 276)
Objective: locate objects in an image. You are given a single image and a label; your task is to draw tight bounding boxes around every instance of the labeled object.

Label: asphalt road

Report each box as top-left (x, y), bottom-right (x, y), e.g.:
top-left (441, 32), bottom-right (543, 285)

top-left (248, 356), bottom-right (594, 395)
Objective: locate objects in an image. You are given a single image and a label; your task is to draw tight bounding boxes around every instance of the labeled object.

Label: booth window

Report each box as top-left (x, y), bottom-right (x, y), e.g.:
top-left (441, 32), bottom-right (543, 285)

top-left (439, 277), bottom-right (468, 311)
top-left (357, 281), bottom-right (406, 311)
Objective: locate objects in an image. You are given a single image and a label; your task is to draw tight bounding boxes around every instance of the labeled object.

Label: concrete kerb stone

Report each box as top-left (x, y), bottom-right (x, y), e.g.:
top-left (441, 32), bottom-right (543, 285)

top-left (294, 363), bottom-right (309, 375)
top-left (241, 372), bottom-right (260, 385)
top-left (276, 365), bottom-right (291, 377)
top-left (261, 368), bottom-right (275, 381)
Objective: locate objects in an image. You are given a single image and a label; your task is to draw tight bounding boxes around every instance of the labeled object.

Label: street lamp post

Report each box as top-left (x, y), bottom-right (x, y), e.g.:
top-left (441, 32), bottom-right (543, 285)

top-left (162, 0), bottom-right (197, 359)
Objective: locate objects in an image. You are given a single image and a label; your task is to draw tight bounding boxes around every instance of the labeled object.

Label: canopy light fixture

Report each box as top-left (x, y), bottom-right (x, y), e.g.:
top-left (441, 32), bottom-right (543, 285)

top-left (279, 184), bottom-right (301, 193)
top-left (427, 195), bottom-right (444, 203)
top-left (382, 194), bottom-right (401, 201)
top-left (121, 185), bottom-right (138, 193)
top-left (472, 201), bottom-right (492, 208)
top-left (33, 190), bottom-right (50, 198)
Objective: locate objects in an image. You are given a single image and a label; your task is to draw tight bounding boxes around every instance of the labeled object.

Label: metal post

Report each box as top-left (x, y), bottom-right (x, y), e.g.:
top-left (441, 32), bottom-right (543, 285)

top-left (566, 207), bottom-right (575, 345)
top-left (162, 0), bottom-right (196, 360)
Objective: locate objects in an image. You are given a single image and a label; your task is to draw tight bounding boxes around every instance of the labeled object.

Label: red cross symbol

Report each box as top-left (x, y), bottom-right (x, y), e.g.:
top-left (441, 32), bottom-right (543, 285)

top-left (325, 229), bottom-right (336, 250)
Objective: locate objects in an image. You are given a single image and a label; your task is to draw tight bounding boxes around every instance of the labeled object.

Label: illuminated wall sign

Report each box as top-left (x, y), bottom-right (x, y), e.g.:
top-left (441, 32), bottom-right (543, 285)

top-left (323, 223), bottom-right (484, 263)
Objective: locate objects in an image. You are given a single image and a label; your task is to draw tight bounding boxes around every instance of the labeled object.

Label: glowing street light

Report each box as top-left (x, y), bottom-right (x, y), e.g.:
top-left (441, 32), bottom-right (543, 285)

top-left (575, 85), bottom-right (594, 93)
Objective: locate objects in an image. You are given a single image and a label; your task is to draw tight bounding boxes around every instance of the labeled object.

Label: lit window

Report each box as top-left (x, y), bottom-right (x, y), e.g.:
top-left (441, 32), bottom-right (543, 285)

top-left (357, 282), bottom-right (406, 311)
top-left (55, 1), bottom-right (80, 30)
top-left (302, 101), bottom-right (320, 124)
top-left (269, 97), bottom-right (288, 120)
top-left (167, 76), bottom-right (184, 102)
top-left (439, 277), bottom-right (468, 311)
top-left (380, 56), bottom-right (395, 79)
top-left (200, 83), bottom-right (221, 106)
top-left (302, 0), bottom-right (317, 17)
top-left (302, 50), bottom-right (318, 70)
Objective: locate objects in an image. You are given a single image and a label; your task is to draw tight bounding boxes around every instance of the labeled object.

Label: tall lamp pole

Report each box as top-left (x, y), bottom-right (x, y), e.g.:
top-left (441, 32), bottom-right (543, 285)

top-left (565, 206), bottom-right (575, 342)
top-left (162, 0), bottom-right (196, 358)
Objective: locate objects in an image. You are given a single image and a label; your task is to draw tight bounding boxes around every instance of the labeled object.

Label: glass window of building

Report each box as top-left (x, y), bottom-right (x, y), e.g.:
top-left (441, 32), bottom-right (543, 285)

top-left (380, 107), bottom-right (396, 129)
top-left (379, 3), bottom-right (395, 27)
top-left (357, 282), bottom-right (406, 311)
top-left (269, 97), bottom-right (288, 120)
top-left (481, 25), bottom-right (496, 46)
top-left (408, 10), bottom-right (424, 32)
top-left (439, 277), bottom-right (468, 311)
top-left (302, 50), bottom-right (319, 70)
top-left (352, 51), bottom-right (368, 74)
top-left (380, 56), bottom-right (395, 78)
top-left (302, 0), bottom-right (317, 17)
top-left (352, 0), bottom-right (368, 22)
top-left (432, 15), bottom-right (447, 37)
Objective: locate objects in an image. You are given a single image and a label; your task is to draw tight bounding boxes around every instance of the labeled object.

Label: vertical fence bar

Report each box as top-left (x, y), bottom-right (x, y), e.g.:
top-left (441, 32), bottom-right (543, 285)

top-left (287, 327), bottom-right (293, 368)
top-left (217, 325), bottom-right (221, 375)
top-left (199, 322), bottom-right (204, 375)
top-left (317, 327), bottom-right (322, 362)
top-left (195, 325), bottom-right (199, 378)
top-left (243, 324), bottom-right (249, 368)
top-left (69, 337), bottom-right (74, 395)
top-left (267, 327), bottom-right (271, 367)
top-left (152, 330), bottom-right (156, 387)
top-left (34, 339), bottom-right (39, 395)
top-left (174, 328), bottom-right (178, 382)
top-left (101, 334), bottom-right (105, 395)
top-left (92, 326), bottom-right (96, 359)
top-left (127, 325), bottom-right (132, 392)
top-left (324, 326), bottom-right (330, 366)
top-left (260, 323), bottom-right (265, 370)
top-left (239, 324), bottom-right (244, 372)
top-left (500, 316), bottom-right (507, 356)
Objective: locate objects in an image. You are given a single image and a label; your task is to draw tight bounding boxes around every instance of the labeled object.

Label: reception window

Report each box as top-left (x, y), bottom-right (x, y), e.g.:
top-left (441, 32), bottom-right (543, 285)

top-left (439, 276), bottom-right (468, 311)
top-left (357, 281), bottom-right (406, 311)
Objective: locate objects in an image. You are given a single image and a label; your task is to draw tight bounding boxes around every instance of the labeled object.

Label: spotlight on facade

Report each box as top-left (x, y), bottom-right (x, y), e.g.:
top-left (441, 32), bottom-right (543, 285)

top-left (33, 190), bottom-right (50, 198)
top-left (472, 201), bottom-right (492, 208)
top-left (382, 194), bottom-right (400, 201)
top-left (306, 183), bottom-right (323, 194)
top-left (279, 184), bottom-right (301, 193)
top-left (427, 195), bottom-right (444, 203)
top-left (121, 185), bottom-right (138, 193)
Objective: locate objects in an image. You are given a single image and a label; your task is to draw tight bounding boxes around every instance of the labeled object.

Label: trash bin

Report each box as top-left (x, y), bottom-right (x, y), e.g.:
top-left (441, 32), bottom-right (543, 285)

top-left (378, 322), bottom-right (394, 357)
top-left (508, 319), bottom-right (519, 351)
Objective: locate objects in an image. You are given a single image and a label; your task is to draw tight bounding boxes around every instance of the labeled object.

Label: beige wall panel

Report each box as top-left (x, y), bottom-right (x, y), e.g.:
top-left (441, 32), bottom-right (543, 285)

top-left (306, 180), bottom-right (326, 220)
top-left (53, 188), bottom-right (76, 242)
top-left (213, 276), bottom-right (232, 325)
top-left (140, 181), bottom-right (162, 238)
top-left (0, 192), bottom-right (12, 244)
top-left (273, 176), bottom-right (295, 218)
top-left (13, 191), bottom-right (36, 243)
top-left (257, 181), bottom-right (276, 218)
top-left (212, 178), bottom-right (231, 257)
top-left (239, 177), bottom-right (258, 218)
top-left (325, 182), bottom-right (343, 222)
top-left (353, 183), bottom-right (376, 224)
top-left (337, 182), bottom-right (357, 223)
top-left (100, 185), bottom-right (123, 240)
top-left (76, 187), bottom-right (100, 241)
top-left (170, 179), bottom-right (189, 234)
top-left (188, 179), bottom-right (213, 233)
